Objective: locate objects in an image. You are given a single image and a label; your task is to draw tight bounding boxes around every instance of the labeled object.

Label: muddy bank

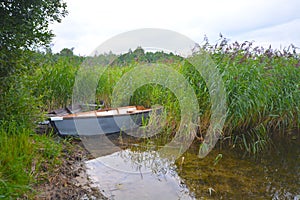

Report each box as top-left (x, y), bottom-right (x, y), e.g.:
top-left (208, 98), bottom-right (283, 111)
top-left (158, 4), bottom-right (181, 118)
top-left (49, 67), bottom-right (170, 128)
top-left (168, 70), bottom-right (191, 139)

top-left (33, 138), bottom-right (107, 200)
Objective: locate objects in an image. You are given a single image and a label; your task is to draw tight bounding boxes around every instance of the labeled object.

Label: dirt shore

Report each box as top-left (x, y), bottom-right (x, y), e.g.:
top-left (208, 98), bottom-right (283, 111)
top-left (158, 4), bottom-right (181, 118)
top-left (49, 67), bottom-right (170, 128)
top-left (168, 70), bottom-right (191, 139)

top-left (33, 138), bottom-right (107, 200)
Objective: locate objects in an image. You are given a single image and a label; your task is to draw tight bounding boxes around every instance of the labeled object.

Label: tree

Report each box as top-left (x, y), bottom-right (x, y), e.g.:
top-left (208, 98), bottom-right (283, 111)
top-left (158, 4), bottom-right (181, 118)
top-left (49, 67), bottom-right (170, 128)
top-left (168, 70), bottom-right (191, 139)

top-left (0, 0), bottom-right (67, 50)
top-left (60, 47), bottom-right (74, 57)
top-left (0, 0), bottom-right (68, 77)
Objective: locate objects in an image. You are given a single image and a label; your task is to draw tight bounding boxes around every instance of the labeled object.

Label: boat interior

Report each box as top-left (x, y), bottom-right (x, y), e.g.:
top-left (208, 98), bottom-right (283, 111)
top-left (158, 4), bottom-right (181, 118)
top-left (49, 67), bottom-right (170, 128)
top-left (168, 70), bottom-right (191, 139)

top-left (62, 106), bottom-right (150, 118)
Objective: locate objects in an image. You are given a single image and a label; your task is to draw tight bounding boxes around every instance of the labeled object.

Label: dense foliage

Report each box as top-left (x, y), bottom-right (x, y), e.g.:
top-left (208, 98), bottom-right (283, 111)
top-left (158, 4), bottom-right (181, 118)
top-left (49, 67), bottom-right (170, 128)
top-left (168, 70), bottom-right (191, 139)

top-left (0, 0), bottom-right (68, 128)
top-left (0, 0), bottom-right (67, 79)
top-left (27, 43), bottom-right (300, 154)
top-left (205, 38), bottom-right (300, 152)
top-left (0, 0), bottom-right (67, 50)
top-left (110, 46), bottom-right (183, 66)
top-left (0, 1), bottom-right (68, 197)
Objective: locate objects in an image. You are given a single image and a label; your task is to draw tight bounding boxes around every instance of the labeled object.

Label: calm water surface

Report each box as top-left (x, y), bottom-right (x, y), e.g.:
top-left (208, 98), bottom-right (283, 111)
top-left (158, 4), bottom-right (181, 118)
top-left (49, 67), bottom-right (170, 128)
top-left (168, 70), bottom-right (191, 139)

top-left (85, 135), bottom-right (300, 199)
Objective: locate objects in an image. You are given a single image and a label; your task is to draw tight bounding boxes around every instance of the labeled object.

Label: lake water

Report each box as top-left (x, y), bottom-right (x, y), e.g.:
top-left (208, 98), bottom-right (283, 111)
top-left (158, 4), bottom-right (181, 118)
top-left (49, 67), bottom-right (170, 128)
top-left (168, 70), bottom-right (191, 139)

top-left (84, 134), bottom-right (300, 199)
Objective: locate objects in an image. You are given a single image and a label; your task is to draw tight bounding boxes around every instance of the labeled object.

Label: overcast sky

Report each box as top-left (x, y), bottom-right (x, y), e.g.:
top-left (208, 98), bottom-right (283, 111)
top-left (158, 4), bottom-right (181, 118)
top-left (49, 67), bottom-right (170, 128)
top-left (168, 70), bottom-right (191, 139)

top-left (49, 0), bottom-right (300, 56)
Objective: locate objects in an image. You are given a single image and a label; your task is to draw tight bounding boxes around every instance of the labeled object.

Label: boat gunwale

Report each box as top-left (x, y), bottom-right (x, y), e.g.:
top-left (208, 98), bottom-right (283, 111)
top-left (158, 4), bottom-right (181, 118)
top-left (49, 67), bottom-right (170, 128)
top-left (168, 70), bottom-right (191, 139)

top-left (59, 109), bottom-right (152, 120)
top-left (49, 106), bottom-right (163, 121)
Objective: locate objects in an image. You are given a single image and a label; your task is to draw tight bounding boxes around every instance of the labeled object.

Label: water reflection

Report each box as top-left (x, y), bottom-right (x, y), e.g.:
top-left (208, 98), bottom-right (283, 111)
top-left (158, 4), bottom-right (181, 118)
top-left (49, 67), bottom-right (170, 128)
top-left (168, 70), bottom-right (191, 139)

top-left (86, 150), bottom-right (193, 199)
top-left (175, 138), bottom-right (300, 199)
top-left (84, 134), bottom-right (300, 199)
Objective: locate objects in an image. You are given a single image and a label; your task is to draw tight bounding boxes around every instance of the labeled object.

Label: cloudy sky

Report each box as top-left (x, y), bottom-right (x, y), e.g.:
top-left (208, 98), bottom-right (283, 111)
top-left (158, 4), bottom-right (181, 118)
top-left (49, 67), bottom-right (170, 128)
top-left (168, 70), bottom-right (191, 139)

top-left (49, 0), bottom-right (300, 56)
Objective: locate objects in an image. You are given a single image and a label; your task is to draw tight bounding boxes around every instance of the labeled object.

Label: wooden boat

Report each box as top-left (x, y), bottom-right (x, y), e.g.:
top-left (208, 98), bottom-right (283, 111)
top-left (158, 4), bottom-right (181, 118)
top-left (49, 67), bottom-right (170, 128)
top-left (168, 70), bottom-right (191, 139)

top-left (49, 105), bottom-right (162, 136)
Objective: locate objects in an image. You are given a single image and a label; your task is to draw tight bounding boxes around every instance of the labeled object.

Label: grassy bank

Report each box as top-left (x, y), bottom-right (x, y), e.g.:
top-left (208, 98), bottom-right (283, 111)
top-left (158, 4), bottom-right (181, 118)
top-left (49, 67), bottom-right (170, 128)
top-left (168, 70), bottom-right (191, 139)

top-left (0, 121), bottom-right (62, 198)
top-left (0, 121), bottom-right (105, 199)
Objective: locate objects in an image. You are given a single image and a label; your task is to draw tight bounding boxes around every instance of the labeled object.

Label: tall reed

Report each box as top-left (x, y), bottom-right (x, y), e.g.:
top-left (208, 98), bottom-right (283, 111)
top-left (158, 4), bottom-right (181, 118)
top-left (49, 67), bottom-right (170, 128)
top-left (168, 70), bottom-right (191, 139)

top-left (33, 42), bottom-right (299, 153)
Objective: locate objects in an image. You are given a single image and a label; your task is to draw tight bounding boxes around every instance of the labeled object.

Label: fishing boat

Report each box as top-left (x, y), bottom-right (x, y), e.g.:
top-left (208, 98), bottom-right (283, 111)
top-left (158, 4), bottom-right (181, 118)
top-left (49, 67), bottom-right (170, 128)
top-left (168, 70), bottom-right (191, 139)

top-left (48, 105), bottom-right (162, 136)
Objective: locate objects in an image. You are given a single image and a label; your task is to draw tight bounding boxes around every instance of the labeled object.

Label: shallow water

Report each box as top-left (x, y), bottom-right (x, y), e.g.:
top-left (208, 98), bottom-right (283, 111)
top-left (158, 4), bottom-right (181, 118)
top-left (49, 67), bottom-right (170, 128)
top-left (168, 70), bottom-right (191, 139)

top-left (86, 150), bottom-right (192, 199)
top-left (85, 135), bottom-right (300, 199)
top-left (176, 138), bottom-right (300, 199)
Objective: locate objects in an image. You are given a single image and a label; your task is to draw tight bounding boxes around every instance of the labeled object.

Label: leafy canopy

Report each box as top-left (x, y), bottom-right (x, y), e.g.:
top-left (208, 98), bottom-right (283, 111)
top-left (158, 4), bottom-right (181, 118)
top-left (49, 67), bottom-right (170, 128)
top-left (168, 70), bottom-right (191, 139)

top-left (0, 0), bottom-right (68, 50)
top-left (0, 0), bottom-right (68, 129)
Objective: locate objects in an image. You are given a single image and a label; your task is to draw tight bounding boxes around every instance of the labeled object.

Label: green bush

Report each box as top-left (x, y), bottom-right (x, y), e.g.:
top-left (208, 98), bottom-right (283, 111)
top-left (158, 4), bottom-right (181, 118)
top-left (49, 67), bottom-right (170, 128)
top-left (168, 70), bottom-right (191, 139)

top-left (0, 75), bottom-right (43, 130)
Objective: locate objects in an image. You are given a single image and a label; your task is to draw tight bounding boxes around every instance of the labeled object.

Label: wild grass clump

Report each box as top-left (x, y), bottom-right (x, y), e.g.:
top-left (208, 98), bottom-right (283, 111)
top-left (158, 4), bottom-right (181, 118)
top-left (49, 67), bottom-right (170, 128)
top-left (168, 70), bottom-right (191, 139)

top-left (0, 121), bottom-right (62, 199)
top-left (96, 66), bottom-right (133, 105)
top-left (207, 37), bottom-right (300, 153)
top-left (0, 121), bottom-right (34, 198)
top-left (32, 57), bottom-right (79, 111)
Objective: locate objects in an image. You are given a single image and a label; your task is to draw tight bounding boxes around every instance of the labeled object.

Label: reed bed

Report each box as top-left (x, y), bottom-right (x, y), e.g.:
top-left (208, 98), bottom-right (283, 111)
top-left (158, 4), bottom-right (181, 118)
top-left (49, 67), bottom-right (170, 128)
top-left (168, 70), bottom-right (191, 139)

top-left (210, 39), bottom-right (300, 153)
top-left (33, 41), bottom-right (300, 153)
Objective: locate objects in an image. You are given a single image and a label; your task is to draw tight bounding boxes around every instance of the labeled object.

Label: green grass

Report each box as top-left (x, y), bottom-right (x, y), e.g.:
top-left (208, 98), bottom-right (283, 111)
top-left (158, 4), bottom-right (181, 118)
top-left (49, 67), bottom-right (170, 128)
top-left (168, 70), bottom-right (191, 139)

top-left (32, 57), bottom-right (78, 111)
top-left (0, 121), bottom-right (62, 199)
top-left (29, 42), bottom-right (299, 154)
top-left (213, 41), bottom-right (300, 153)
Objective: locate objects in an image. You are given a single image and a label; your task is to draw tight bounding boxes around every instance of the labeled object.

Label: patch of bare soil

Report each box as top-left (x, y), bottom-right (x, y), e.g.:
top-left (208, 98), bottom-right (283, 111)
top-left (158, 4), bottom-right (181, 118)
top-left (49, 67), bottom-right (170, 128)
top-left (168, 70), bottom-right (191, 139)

top-left (33, 139), bottom-right (107, 200)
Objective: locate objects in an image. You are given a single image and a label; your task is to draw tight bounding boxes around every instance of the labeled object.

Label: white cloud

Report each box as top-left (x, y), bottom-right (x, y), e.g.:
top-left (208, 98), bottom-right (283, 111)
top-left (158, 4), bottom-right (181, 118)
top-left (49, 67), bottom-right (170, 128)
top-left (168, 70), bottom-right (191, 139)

top-left (49, 0), bottom-right (300, 55)
top-left (232, 19), bottom-right (300, 49)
